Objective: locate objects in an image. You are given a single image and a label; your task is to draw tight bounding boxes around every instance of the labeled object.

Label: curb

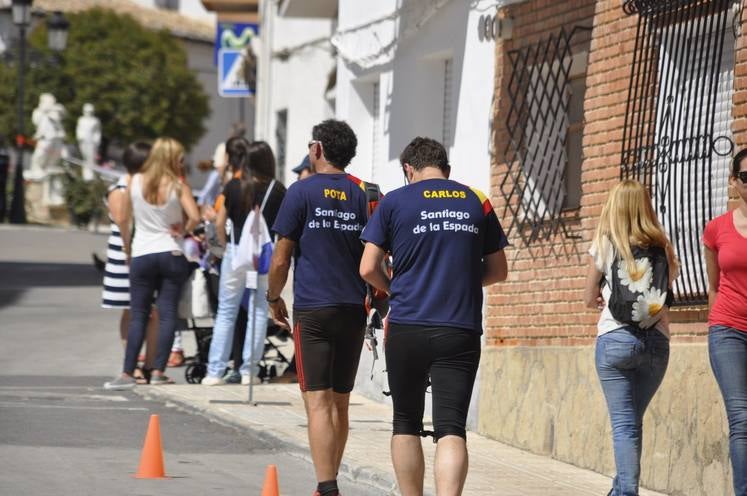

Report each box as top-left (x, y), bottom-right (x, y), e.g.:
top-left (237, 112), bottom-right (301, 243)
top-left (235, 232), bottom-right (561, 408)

top-left (136, 388), bottom-right (399, 495)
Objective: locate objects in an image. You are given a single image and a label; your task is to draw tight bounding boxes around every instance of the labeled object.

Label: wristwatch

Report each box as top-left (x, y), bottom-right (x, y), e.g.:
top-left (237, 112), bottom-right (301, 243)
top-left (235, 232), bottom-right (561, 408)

top-left (265, 290), bottom-right (281, 303)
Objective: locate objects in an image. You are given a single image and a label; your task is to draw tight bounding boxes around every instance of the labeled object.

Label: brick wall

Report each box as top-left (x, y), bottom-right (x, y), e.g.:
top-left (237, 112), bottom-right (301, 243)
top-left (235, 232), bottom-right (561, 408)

top-left (487, 0), bottom-right (742, 347)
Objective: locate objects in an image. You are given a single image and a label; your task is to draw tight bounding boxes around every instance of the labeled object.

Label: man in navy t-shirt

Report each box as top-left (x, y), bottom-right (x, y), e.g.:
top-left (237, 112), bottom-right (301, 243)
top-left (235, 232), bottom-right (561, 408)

top-left (360, 137), bottom-right (508, 496)
top-left (267, 119), bottom-right (370, 496)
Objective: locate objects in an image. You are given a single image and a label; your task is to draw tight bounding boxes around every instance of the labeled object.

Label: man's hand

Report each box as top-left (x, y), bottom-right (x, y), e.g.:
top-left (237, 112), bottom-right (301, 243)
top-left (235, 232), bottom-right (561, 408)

top-left (269, 297), bottom-right (290, 330)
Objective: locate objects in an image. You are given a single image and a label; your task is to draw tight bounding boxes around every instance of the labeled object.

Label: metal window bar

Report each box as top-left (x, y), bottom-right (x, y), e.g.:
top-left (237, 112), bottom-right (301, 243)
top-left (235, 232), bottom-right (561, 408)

top-left (501, 26), bottom-right (592, 246)
top-left (620, 0), bottom-right (736, 305)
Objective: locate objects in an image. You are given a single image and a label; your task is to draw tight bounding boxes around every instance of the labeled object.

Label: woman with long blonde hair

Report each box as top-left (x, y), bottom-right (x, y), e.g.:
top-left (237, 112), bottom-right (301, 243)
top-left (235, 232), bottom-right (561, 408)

top-left (104, 137), bottom-right (200, 390)
top-left (584, 179), bottom-right (678, 496)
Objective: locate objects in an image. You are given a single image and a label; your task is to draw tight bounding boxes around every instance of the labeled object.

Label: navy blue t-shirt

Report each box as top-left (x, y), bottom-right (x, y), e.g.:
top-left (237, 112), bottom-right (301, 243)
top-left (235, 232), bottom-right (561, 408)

top-left (360, 178), bottom-right (508, 332)
top-left (272, 173), bottom-right (370, 309)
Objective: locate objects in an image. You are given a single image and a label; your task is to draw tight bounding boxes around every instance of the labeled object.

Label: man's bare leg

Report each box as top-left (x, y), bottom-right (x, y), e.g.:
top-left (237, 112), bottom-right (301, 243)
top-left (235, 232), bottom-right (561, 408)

top-left (305, 389), bottom-right (338, 482)
top-left (391, 434), bottom-right (425, 496)
top-left (331, 392), bottom-right (351, 472)
top-left (434, 435), bottom-right (468, 496)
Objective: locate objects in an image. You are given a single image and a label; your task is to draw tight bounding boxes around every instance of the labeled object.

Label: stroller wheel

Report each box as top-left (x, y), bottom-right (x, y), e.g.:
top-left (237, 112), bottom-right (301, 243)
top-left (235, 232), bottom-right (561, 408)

top-left (185, 363), bottom-right (206, 384)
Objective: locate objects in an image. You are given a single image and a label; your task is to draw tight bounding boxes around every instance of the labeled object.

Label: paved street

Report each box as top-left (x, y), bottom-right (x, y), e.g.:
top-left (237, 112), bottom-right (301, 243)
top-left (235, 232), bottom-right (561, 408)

top-left (0, 226), bottom-right (669, 495)
top-left (0, 226), bottom-right (380, 495)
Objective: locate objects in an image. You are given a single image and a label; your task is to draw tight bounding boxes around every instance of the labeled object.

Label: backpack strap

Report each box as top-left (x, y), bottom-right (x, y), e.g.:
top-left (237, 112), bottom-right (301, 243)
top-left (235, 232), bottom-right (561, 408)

top-left (360, 180), bottom-right (382, 217)
top-left (259, 179), bottom-right (275, 213)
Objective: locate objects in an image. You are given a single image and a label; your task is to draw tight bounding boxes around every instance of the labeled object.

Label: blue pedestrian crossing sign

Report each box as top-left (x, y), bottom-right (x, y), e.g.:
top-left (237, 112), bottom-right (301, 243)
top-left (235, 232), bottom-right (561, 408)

top-left (218, 48), bottom-right (254, 98)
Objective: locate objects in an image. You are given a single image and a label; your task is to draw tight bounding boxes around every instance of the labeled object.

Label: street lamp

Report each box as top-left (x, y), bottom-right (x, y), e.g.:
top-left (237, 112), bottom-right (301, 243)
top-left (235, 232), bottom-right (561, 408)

top-left (8, 0), bottom-right (32, 224)
top-left (7, 3), bottom-right (69, 223)
top-left (11, 0), bottom-right (31, 25)
top-left (47, 11), bottom-right (69, 52)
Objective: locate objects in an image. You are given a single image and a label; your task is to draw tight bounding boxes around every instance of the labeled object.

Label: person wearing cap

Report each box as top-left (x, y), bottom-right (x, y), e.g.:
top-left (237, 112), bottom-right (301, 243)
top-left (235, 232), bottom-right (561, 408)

top-left (359, 136), bottom-right (509, 496)
top-left (292, 155), bottom-right (313, 180)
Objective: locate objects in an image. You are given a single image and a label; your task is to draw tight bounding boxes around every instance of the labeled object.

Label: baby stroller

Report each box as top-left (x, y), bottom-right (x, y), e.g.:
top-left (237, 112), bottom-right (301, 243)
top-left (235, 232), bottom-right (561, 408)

top-left (178, 260), bottom-right (219, 384)
top-left (178, 237), bottom-right (294, 383)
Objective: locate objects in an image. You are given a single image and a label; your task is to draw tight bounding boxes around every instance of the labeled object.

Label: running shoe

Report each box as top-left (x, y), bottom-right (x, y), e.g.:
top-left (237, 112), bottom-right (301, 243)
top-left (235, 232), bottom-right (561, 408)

top-left (201, 375), bottom-right (225, 386)
top-left (149, 375), bottom-right (175, 385)
top-left (103, 375), bottom-right (136, 390)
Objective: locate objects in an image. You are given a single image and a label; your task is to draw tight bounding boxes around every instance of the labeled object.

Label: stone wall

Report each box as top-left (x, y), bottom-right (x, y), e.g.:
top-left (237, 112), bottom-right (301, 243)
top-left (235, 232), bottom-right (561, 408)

top-left (478, 344), bottom-right (733, 496)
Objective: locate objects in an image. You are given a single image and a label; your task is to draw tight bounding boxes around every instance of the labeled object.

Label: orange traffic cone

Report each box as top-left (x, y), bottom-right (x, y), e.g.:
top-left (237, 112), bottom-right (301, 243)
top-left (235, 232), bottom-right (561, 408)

top-left (261, 464), bottom-right (280, 496)
top-left (135, 414), bottom-right (167, 479)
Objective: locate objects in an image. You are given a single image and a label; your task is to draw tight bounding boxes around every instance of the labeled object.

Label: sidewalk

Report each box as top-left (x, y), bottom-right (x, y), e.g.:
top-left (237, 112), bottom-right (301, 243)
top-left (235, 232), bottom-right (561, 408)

top-left (138, 384), bottom-right (667, 496)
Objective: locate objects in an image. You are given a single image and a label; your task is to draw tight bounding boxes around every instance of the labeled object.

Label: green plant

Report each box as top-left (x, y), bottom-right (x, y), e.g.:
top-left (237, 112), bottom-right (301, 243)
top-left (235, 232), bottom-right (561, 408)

top-left (64, 171), bottom-right (107, 226)
top-left (0, 8), bottom-right (210, 150)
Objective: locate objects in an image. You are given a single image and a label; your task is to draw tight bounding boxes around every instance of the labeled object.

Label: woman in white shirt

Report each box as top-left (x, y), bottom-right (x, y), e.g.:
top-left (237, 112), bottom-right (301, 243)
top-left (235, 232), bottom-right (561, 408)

top-left (105, 137), bottom-right (200, 389)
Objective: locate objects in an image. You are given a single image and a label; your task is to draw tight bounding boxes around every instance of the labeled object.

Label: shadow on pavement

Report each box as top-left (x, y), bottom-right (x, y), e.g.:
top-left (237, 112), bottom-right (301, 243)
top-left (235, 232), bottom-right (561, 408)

top-left (0, 261), bottom-right (102, 310)
top-left (0, 261), bottom-right (102, 289)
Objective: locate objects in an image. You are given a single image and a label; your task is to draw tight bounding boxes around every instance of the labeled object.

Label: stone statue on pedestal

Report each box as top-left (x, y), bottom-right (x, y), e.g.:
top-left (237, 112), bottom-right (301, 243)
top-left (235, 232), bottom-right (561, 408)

top-left (29, 93), bottom-right (65, 182)
top-left (76, 103), bottom-right (101, 181)
top-left (27, 93), bottom-right (67, 218)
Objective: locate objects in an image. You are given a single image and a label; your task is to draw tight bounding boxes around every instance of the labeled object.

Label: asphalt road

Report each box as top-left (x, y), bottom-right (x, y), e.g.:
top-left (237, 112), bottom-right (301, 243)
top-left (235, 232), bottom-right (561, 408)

top-left (0, 225), bottom-right (382, 495)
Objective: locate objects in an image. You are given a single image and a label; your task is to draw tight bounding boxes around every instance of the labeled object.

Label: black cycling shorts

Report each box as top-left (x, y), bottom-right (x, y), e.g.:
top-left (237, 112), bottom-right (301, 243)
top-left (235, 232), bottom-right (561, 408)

top-left (293, 305), bottom-right (366, 393)
top-left (385, 323), bottom-right (481, 441)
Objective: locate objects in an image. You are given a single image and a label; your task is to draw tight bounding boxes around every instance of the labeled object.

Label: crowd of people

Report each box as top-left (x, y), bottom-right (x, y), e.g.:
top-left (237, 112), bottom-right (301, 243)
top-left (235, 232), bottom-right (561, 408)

top-left (94, 116), bottom-right (747, 496)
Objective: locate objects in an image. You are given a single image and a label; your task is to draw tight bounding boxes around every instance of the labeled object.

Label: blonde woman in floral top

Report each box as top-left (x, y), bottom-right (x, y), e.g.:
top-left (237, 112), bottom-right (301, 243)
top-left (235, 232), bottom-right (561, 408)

top-left (584, 179), bottom-right (678, 496)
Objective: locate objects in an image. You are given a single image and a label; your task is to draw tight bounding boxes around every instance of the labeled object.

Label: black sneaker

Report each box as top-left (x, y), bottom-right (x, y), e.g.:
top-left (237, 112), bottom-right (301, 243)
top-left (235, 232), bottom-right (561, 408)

top-left (224, 371), bottom-right (242, 384)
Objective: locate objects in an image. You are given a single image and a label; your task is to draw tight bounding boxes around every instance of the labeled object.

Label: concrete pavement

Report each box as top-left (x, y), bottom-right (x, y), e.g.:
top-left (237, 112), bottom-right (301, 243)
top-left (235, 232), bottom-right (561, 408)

top-left (138, 383), bottom-right (668, 496)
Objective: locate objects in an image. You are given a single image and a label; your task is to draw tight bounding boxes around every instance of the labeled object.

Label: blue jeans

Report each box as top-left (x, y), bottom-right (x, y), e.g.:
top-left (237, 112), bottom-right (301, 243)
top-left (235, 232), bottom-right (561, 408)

top-left (709, 325), bottom-right (747, 496)
top-left (207, 248), bottom-right (269, 378)
top-left (125, 251), bottom-right (192, 374)
top-left (595, 327), bottom-right (670, 496)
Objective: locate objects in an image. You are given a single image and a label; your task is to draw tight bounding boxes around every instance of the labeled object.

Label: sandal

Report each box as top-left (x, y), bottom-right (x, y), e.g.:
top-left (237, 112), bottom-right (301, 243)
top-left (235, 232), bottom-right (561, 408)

top-left (167, 350), bottom-right (185, 367)
top-left (133, 368), bottom-right (150, 385)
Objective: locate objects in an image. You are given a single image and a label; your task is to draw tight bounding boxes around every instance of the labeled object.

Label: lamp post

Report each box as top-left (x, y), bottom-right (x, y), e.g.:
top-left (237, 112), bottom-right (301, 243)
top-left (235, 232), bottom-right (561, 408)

top-left (7, 4), bottom-right (69, 224)
top-left (8, 0), bottom-right (32, 224)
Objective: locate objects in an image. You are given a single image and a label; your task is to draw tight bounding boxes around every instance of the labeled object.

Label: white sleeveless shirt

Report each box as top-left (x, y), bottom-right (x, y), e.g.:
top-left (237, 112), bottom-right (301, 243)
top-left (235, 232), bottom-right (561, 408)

top-left (130, 174), bottom-right (184, 257)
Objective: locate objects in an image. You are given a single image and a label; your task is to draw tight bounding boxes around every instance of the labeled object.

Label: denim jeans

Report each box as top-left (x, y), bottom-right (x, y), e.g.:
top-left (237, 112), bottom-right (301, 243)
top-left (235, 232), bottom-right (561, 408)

top-left (207, 247), bottom-right (269, 378)
top-left (595, 327), bottom-right (670, 496)
top-left (709, 325), bottom-right (747, 496)
top-left (125, 251), bottom-right (192, 374)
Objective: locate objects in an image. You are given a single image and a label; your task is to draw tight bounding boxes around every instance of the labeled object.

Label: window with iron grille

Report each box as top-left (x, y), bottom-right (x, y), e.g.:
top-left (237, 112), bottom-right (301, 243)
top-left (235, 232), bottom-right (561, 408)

top-left (621, 0), bottom-right (738, 305)
top-left (501, 26), bottom-right (592, 245)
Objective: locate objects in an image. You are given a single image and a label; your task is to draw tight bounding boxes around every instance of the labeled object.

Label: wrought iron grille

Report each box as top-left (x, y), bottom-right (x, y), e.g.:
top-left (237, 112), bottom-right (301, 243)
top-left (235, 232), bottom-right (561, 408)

top-left (621, 0), bottom-right (737, 305)
top-left (501, 26), bottom-right (592, 246)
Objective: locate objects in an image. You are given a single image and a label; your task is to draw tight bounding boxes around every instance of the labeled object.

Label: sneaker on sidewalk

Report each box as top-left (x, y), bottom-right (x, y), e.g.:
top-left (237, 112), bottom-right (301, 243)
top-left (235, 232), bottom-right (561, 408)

top-left (224, 370), bottom-right (242, 384)
top-left (103, 375), bottom-right (136, 390)
top-left (241, 374), bottom-right (262, 385)
top-left (149, 375), bottom-right (175, 385)
top-left (202, 375), bottom-right (225, 386)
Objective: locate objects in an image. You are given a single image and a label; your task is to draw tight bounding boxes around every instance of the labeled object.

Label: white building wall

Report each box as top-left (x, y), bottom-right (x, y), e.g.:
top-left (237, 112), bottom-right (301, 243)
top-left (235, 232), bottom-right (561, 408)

top-left (256, 0), bottom-right (335, 184)
top-left (337, 0), bottom-right (498, 428)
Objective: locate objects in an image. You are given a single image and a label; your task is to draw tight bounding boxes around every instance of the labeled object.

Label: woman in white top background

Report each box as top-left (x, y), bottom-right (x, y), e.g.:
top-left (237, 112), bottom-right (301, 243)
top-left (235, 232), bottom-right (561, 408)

top-left (105, 137), bottom-right (200, 389)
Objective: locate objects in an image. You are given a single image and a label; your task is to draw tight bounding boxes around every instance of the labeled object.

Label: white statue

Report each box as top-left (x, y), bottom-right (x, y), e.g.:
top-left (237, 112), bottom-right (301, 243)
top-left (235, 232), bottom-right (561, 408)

top-left (29, 93), bottom-right (66, 181)
top-left (28, 93), bottom-right (66, 209)
top-left (76, 103), bottom-right (101, 181)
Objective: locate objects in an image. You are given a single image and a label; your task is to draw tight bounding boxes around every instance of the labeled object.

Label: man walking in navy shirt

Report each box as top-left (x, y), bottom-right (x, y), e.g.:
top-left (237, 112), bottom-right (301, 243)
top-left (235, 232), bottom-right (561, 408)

top-left (268, 120), bottom-right (371, 496)
top-left (360, 137), bottom-right (509, 496)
